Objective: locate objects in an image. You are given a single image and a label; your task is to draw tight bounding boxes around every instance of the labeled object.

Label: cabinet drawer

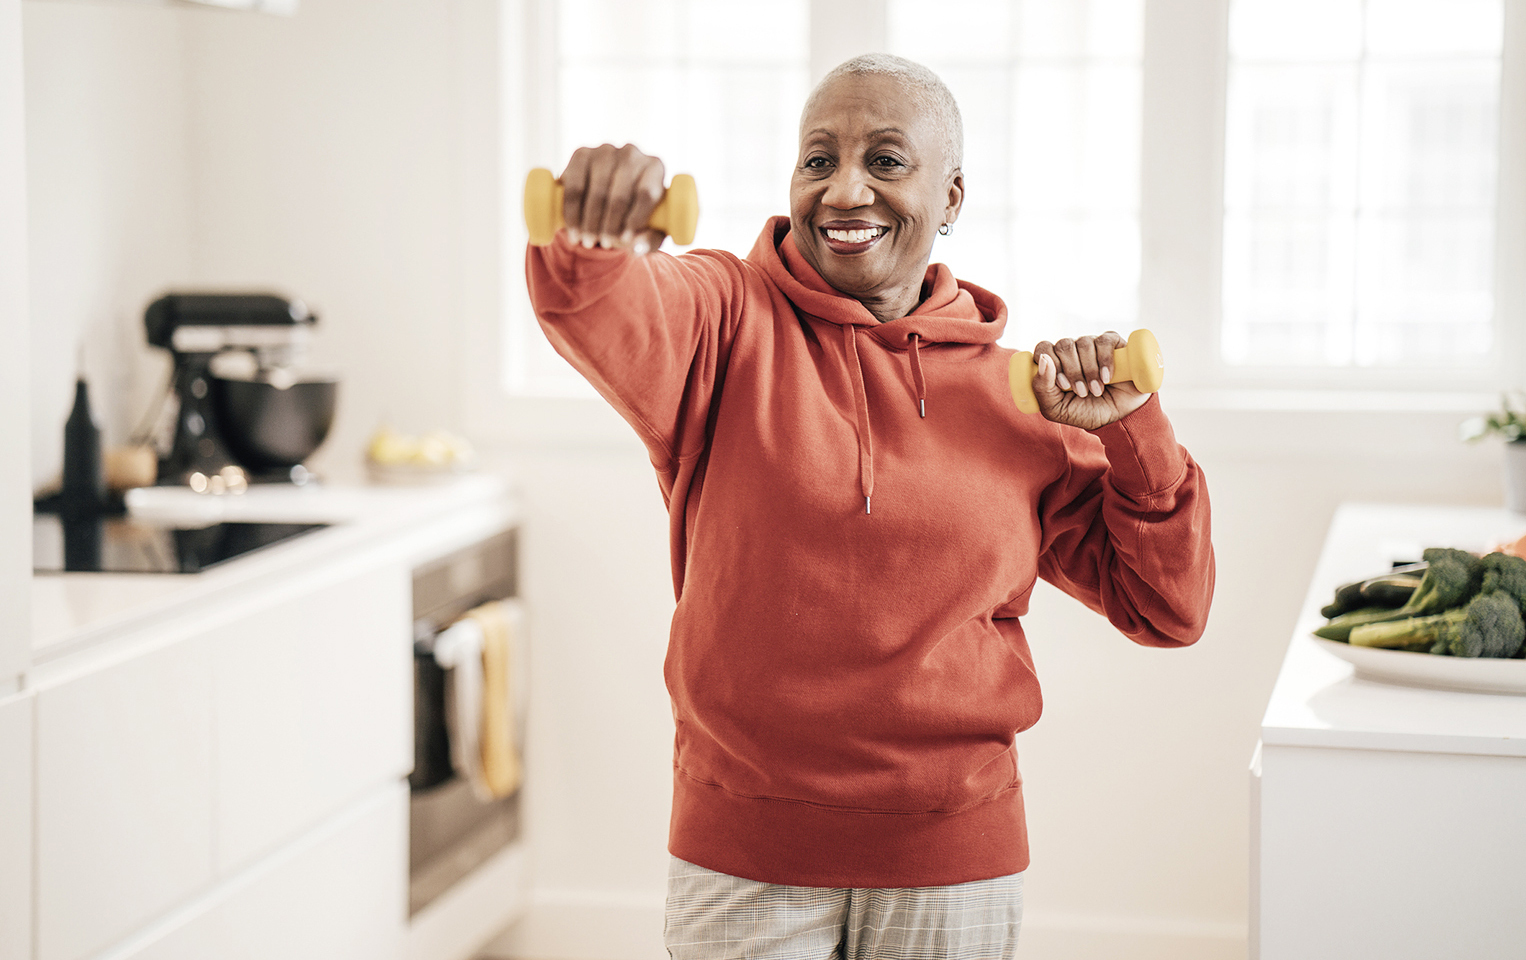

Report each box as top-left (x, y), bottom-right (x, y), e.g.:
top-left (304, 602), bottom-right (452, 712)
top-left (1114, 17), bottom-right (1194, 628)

top-left (36, 638), bottom-right (216, 960)
top-left (126, 784), bottom-right (408, 960)
top-left (213, 563), bottom-right (412, 873)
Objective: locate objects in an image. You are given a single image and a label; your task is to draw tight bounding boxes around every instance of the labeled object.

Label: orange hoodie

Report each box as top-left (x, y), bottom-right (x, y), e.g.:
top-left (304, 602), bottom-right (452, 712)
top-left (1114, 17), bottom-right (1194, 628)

top-left (527, 217), bottom-right (1214, 888)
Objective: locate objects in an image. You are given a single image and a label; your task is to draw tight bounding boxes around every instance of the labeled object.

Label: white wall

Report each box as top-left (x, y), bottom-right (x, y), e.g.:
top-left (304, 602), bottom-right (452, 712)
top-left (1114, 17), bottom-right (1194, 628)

top-left (23, 0), bottom-right (197, 493)
top-left (23, 0), bottom-right (464, 493)
top-left (2, 0), bottom-right (32, 683)
top-left (181, 0), bottom-right (465, 479)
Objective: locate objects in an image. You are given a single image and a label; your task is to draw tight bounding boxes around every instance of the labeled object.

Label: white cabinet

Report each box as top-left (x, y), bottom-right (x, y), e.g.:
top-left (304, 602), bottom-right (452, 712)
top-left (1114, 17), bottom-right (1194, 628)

top-left (126, 783), bottom-right (407, 960)
top-left (1255, 743), bottom-right (1526, 960)
top-left (213, 564), bottom-right (411, 872)
top-left (0, 692), bottom-right (35, 960)
top-left (35, 562), bottom-right (413, 960)
top-left (1254, 504), bottom-right (1526, 960)
top-left (36, 634), bottom-right (216, 960)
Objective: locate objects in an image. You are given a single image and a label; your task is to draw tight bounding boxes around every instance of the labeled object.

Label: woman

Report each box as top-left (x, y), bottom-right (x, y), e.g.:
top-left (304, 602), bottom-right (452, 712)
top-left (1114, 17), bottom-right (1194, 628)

top-left (528, 54), bottom-right (1213, 960)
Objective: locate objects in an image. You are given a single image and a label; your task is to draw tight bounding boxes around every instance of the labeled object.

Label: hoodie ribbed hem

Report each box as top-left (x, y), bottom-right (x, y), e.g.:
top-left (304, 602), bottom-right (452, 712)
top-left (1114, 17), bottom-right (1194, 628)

top-left (668, 770), bottom-right (1030, 889)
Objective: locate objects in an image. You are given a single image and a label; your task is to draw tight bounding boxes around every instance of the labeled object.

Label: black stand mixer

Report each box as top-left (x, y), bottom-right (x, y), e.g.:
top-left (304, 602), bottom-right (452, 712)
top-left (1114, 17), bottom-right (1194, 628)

top-left (145, 293), bottom-right (338, 492)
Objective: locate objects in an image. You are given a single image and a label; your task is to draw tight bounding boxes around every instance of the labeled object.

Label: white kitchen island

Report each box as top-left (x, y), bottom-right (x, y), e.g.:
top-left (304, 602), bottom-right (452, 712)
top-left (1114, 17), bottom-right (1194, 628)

top-left (1253, 503), bottom-right (1526, 960)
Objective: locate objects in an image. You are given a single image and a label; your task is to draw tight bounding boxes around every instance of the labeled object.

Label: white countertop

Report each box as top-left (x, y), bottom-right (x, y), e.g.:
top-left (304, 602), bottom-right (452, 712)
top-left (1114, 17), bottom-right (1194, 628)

top-left (1262, 502), bottom-right (1526, 757)
top-left (30, 472), bottom-right (518, 664)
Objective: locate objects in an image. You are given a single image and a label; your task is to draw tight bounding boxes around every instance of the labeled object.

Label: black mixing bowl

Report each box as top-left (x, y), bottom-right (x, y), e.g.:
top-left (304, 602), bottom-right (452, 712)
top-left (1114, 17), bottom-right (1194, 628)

top-left (213, 375), bottom-right (338, 470)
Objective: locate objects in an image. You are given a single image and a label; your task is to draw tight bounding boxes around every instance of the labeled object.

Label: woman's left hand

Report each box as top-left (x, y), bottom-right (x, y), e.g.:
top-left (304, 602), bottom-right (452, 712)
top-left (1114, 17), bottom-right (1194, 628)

top-left (1030, 332), bottom-right (1151, 430)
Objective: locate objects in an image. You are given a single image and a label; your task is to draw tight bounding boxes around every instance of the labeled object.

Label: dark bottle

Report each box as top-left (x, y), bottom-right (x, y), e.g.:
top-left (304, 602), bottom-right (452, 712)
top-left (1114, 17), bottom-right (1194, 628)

top-left (61, 377), bottom-right (106, 517)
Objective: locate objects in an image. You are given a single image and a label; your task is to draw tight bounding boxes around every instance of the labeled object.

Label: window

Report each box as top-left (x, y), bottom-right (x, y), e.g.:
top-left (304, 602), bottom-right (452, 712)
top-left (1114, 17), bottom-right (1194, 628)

top-left (504, 0), bottom-right (809, 396)
top-left (497, 0), bottom-right (1523, 402)
top-left (888, 0), bottom-right (1145, 348)
top-left (1222, 0), bottom-right (1504, 371)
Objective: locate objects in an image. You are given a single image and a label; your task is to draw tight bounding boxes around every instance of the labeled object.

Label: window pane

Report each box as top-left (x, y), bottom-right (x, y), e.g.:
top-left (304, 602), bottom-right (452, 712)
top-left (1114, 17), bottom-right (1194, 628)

top-left (1223, 67), bottom-right (1359, 212)
top-left (1222, 213), bottom-right (1354, 365)
top-left (1230, 0), bottom-right (1363, 61)
top-left (1358, 62), bottom-right (1499, 210)
top-left (1221, 0), bottom-right (1501, 369)
top-left (1016, 0), bottom-right (1142, 59)
top-left (559, 0), bottom-right (681, 60)
top-left (1009, 215), bottom-right (1139, 343)
top-left (887, 0), bottom-right (1012, 60)
top-left (515, 0), bottom-right (809, 395)
top-left (554, 0), bottom-right (808, 252)
top-left (1366, 0), bottom-right (1502, 57)
top-left (558, 64), bottom-right (685, 156)
top-left (1355, 212), bottom-right (1494, 365)
top-left (688, 0), bottom-right (808, 61)
top-left (889, 0), bottom-right (1144, 348)
top-left (1011, 63), bottom-right (1139, 212)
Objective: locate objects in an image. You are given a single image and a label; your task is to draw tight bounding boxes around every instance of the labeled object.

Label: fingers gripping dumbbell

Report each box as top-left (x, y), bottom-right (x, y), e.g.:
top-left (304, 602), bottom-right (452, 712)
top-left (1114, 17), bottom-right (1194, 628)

top-left (1007, 328), bottom-right (1165, 415)
top-left (523, 167), bottom-right (700, 247)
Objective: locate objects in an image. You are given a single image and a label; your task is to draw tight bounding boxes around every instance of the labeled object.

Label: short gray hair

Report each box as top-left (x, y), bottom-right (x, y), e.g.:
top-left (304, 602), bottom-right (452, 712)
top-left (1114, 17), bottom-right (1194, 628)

top-left (803, 54), bottom-right (963, 175)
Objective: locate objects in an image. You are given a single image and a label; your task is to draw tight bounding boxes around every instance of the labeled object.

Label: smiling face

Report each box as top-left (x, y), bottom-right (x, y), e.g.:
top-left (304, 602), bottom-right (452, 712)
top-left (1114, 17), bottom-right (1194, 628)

top-left (790, 72), bottom-right (964, 322)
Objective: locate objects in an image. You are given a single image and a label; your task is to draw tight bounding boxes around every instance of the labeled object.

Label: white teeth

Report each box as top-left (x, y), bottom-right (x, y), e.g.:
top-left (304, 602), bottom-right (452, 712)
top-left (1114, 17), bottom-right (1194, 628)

top-left (825, 227), bottom-right (884, 244)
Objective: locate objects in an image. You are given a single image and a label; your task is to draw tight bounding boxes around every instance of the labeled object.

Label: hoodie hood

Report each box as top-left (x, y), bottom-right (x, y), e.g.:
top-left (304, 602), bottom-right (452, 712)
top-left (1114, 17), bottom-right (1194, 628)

top-left (747, 216), bottom-right (1009, 513)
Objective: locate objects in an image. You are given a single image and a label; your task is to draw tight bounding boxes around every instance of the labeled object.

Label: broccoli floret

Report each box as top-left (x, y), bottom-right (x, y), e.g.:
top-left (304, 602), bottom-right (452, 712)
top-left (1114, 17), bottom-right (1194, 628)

top-left (1480, 551), bottom-right (1526, 611)
top-left (1409, 547), bottom-right (1486, 614)
top-left (1348, 592), bottom-right (1525, 658)
top-left (1317, 549), bottom-right (1484, 641)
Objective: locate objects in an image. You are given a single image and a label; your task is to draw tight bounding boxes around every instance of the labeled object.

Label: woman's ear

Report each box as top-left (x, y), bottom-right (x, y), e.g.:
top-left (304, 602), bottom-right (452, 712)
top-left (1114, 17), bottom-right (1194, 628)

top-left (944, 169), bottom-right (964, 226)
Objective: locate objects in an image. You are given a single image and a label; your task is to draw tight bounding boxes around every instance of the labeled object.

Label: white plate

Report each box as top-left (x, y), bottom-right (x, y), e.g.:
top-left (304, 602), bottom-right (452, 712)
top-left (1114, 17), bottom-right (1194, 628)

top-left (1311, 635), bottom-right (1526, 696)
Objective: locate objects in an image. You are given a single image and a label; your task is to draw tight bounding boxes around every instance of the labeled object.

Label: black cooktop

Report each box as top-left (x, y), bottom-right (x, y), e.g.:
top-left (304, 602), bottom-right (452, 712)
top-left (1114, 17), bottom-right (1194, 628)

top-left (33, 514), bottom-right (329, 574)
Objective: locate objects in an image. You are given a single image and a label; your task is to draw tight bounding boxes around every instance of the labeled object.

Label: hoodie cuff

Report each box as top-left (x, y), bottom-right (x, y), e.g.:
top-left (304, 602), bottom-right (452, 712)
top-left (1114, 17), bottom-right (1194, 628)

top-left (1088, 394), bottom-right (1187, 498)
top-left (527, 230), bottom-right (637, 297)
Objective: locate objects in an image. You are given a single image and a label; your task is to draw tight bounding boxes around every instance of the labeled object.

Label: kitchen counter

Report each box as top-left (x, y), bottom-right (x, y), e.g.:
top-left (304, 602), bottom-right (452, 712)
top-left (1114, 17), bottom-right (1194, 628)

top-left (30, 472), bottom-right (519, 666)
top-left (1263, 502), bottom-right (1526, 756)
top-left (1252, 501), bottom-right (1526, 960)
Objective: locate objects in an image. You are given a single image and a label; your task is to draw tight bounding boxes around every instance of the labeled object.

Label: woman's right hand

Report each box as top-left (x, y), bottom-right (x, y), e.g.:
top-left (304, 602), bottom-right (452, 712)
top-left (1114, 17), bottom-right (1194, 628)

top-left (560, 143), bottom-right (667, 253)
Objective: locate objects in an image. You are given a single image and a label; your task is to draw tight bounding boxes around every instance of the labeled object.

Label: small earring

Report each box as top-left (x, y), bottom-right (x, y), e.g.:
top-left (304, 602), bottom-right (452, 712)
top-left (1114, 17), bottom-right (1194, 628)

top-left (938, 223), bottom-right (951, 236)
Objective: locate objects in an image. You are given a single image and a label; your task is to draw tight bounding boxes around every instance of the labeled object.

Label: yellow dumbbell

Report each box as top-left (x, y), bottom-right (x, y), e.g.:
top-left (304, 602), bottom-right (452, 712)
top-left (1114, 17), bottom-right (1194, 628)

top-left (1008, 328), bottom-right (1165, 415)
top-left (524, 167), bottom-right (699, 247)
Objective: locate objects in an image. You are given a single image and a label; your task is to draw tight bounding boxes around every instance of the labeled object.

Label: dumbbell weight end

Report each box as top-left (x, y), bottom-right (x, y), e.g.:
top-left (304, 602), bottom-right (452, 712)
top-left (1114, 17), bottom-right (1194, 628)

top-left (524, 168), bottom-right (699, 247)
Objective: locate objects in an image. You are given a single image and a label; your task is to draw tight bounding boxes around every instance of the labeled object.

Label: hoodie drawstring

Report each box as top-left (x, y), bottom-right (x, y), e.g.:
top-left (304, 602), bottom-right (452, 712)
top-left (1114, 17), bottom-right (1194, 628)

top-left (841, 324), bottom-right (875, 514)
top-left (908, 334), bottom-right (926, 418)
top-left (842, 327), bottom-right (934, 515)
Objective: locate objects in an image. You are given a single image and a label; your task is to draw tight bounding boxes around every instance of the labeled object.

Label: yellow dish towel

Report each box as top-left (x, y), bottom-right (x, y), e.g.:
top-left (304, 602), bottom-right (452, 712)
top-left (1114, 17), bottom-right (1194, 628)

top-left (466, 600), bottom-right (522, 799)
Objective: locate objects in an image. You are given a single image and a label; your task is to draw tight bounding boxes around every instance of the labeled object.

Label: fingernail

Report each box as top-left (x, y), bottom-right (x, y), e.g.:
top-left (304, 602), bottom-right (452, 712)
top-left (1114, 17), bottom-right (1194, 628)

top-left (1090, 380), bottom-right (1102, 395)
top-left (599, 235), bottom-right (612, 249)
top-left (565, 228), bottom-right (579, 245)
top-left (633, 237), bottom-right (650, 256)
top-left (1074, 381), bottom-right (1088, 398)
top-left (621, 230), bottom-right (634, 245)
top-left (1057, 373), bottom-right (1071, 390)
top-left (581, 235), bottom-right (595, 249)
top-left (1101, 366), bottom-right (1112, 383)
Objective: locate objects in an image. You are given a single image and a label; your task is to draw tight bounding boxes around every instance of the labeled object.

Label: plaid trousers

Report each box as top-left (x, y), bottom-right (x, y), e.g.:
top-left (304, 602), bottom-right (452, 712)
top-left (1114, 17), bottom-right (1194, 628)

top-left (664, 857), bottom-right (1024, 960)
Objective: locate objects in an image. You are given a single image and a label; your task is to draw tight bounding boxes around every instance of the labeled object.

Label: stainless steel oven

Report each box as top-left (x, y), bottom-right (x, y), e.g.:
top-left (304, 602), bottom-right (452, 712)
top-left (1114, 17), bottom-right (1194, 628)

top-left (408, 527), bottom-right (524, 918)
